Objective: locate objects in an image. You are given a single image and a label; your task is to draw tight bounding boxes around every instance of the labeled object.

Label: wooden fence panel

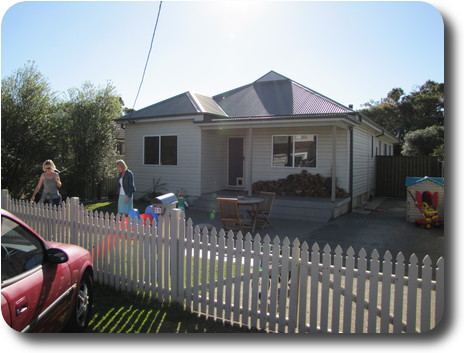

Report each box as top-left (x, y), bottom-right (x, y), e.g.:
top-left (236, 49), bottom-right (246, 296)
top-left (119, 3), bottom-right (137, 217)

top-left (278, 237), bottom-right (291, 333)
top-left (332, 246), bottom-right (343, 333)
top-left (355, 249), bottom-right (368, 333)
top-left (250, 234), bottom-right (261, 328)
top-left (393, 253), bottom-right (406, 333)
top-left (380, 251), bottom-right (393, 333)
top-left (287, 239), bottom-right (300, 333)
top-left (376, 156), bottom-right (443, 197)
top-left (216, 230), bottom-right (226, 321)
top-left (343, 247), bottom-right (355, 333)
top-left (407, 254), bottom-right (419, 333)
top-left (1, 189), bottom-right (445, 334)
top-left (298, 242), bottom-right (309, 333)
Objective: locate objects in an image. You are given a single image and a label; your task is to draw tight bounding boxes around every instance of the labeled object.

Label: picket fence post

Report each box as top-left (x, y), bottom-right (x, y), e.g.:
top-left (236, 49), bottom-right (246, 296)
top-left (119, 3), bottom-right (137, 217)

top-left (1, 189), bottom-right (9, 211)
top-left (69, 196), bottom-right (80, 245)
top-left (169, 208), bottom-right (182, 303)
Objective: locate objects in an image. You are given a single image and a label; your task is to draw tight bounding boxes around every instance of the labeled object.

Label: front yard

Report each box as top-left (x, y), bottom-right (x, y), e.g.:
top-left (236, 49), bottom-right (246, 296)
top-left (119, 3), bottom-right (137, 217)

top-left (85, 200), bottom-right (143, 214)
top-left (85, 201), bottom-right (260, 333)
top-left (88, 284), bottom-right (261, 333)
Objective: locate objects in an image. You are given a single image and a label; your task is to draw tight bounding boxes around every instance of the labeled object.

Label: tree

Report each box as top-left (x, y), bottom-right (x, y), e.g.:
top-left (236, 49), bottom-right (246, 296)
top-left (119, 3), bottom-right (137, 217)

top-left (60, 81), bottom-right (123, 198)
top-left (1, 62), bottom-right (59, 198)
top-left (360, 100), bottom-right (404, 140)
top-left (405, 80), bottom-right (444, 129)
top-left (401, 125), bottom-right (444, 157)
top-left (360, 80), bottom-right (444, 151)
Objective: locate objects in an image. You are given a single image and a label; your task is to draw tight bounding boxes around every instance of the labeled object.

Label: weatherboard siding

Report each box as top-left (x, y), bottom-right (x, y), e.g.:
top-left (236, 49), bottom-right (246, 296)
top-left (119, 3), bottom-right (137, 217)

top-left (124, 119), bottom-right (389, 205)
top-left (249, 126), bottom-right (349, 192)
top-left (352, 127), bottom-right (377, 203)
top-left (201, 130), bottom-right (227, 195)
top-left (351, 126), bottom-right (395, 205)
top-left (124, 118), bottom-right (202, 199)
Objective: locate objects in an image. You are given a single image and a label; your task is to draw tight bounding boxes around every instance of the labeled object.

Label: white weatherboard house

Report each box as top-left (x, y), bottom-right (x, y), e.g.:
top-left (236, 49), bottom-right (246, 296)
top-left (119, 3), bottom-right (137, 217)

top-left (117, 71), bottom-right (397, 221)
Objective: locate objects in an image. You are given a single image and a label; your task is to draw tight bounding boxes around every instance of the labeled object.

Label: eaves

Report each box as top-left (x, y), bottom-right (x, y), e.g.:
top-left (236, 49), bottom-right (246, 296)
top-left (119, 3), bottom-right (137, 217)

top-left (195, 113), bottom-right (362, 128)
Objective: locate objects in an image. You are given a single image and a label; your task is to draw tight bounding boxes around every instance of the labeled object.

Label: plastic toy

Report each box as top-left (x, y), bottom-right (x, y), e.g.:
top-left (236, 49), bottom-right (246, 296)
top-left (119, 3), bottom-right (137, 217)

top-left (407, 189), bottom-right (442, 229)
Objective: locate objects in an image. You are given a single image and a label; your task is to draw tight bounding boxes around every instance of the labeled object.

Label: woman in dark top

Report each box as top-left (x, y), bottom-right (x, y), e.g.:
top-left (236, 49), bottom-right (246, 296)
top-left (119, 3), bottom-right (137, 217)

top-left (116, 160), bottom-right (136, 216)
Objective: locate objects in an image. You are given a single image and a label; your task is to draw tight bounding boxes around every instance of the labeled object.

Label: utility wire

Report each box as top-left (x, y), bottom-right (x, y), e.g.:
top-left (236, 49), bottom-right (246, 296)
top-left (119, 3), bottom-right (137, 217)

top-left (132, 1), bottom-right (163, 111)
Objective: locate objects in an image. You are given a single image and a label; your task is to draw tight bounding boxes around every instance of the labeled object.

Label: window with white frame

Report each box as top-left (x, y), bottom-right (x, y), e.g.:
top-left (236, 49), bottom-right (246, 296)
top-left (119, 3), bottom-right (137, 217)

top-left (144, 135), bottom-right (177, 165)
top-left (272, 135), bottom-right (317, 167)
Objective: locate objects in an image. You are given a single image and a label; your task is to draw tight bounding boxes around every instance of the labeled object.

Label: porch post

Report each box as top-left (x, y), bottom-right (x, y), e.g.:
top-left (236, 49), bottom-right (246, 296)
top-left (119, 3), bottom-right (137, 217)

top-left (248, 128), bottom-right (253, 196)
top-left (331, 126), bottom-right (337, 202)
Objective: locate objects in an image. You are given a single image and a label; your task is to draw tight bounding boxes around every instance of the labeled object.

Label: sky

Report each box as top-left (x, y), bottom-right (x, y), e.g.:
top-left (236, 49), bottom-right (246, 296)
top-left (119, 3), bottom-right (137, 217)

top-left (1, 0), bottom-right (445, 111)
top-left (0, 0), bottom-right (463, 350)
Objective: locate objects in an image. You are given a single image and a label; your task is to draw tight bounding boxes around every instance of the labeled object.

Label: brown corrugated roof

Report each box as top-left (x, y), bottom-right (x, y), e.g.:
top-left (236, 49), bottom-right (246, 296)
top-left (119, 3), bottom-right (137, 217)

top-left (212, 71), bottom-right (354, 117)
top-left (117, 71), bottom-right (354, 122)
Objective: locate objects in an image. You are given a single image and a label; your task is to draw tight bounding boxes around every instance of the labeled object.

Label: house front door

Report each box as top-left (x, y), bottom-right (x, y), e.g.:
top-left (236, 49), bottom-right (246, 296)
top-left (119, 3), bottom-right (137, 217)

top-left (227, 137), bottom-right (244, 188)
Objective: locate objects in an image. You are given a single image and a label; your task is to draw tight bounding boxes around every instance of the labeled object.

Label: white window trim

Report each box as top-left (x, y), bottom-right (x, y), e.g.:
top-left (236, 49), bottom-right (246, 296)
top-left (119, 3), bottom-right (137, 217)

top-left (143, 135), bottom-right (178, 166)
top-left (271, 134), bottom-right (318, 168)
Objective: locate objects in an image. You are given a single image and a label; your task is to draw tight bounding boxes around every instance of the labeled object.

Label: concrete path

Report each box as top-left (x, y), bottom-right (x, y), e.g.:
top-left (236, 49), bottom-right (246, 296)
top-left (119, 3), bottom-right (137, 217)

top-left (185, 197), bottom-right (444, 265)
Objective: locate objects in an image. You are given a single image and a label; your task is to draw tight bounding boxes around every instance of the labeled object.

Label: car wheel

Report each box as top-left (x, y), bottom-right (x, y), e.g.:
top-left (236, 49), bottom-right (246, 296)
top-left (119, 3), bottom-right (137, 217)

top-left (63, 271), bottom-right (93, 332)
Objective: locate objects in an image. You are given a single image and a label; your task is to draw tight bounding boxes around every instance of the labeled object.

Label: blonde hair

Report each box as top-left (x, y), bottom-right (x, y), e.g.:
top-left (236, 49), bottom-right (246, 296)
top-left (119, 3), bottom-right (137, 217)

top-left (116, 160), bottom-right (127, 170)
top-left (42, 159), bottom-right (56, 171)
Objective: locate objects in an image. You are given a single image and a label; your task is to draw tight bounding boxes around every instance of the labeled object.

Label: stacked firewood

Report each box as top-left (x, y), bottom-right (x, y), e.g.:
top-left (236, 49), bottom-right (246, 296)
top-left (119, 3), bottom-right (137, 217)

top-left (252, 170), bottom-right (350, 198)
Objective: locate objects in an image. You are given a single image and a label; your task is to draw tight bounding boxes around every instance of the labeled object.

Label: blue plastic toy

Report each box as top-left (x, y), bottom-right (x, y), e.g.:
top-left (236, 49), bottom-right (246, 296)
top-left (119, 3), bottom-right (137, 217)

top-left (128, 208), bottom-right (141, 221)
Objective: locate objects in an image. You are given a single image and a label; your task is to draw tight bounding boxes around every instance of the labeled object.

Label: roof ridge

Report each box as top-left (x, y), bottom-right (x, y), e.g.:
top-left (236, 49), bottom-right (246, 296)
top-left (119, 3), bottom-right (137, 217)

top-left (186, 91), bottom-right (202, 113)
top-left (132, 91), bottom-right (194, 114)
top-left (213, 82), bottom-right (254, 101)
top-left (254, 70), bottom-right (289, 83)
top-left (189, 91), bottom-right (229, 116)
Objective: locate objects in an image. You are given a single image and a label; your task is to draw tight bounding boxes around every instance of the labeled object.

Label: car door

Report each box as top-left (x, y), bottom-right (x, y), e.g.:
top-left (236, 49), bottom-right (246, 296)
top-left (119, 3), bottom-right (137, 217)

top-left (1, 215), bottom-right (72, 332)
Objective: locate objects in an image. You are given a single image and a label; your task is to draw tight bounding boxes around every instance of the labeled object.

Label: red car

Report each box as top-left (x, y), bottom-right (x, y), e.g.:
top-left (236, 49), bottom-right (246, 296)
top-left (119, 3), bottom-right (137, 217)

top-left (1, 209), bottom-right (93, 332)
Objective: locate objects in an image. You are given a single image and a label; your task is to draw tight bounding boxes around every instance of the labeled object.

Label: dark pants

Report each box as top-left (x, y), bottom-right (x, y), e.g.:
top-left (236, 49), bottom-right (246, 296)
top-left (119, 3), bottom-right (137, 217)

top-left (43, 196), bottom-right (62, 206)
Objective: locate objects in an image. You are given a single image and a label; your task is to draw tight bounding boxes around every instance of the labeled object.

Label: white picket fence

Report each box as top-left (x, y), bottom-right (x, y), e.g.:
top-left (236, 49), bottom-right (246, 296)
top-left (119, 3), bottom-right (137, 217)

top-left (1, 190), bottom-right (444, 333)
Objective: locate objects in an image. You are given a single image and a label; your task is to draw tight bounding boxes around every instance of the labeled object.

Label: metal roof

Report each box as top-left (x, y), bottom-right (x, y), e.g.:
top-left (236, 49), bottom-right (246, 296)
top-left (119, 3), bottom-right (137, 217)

top-left (190, 92), bottom-right (228, 116)
top-left (121, 92), bottom-right (199, 119)
top-left (117, 71), bottom-right (354, 121)
top-left (117, 91), bottom-right (227, 121)
top-left (213, 71), bottom-right (354, 117)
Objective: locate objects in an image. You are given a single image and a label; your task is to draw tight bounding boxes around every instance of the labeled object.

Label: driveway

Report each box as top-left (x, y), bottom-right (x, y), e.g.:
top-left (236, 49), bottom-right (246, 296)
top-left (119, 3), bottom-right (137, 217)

top-left (185, 197), bottom-right (444, 265)
top-left (300, 197), bottom-right (444, 265)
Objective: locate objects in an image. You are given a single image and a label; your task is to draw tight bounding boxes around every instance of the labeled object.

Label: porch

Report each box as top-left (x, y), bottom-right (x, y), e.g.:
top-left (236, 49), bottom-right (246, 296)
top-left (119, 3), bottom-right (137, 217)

top-left (189, 190), bottom-right (351, 224)
top-left (199, 123), bottom-right (353, 204)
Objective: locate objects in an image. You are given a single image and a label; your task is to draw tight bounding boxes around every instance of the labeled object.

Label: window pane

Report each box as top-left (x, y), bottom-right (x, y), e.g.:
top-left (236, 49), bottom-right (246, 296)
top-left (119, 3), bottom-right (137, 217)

top-left (161, 136), bottom-right (177, 165)
top-left (273, 136), bottom-right (293, 167)
top-left (272, 135), bottom-right (317, 167)
top-left (1, 216), bottom-right (44, 281)
top-left (144, 136), bottom-right (159, 165)
top-left (294, 135), bottom-right (317, 167)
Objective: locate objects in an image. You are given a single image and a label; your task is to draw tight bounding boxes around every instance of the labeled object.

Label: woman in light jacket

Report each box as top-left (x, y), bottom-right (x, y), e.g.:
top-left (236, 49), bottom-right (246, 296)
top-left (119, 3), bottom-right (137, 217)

top-left (116, 160), bottom-right (136, 216)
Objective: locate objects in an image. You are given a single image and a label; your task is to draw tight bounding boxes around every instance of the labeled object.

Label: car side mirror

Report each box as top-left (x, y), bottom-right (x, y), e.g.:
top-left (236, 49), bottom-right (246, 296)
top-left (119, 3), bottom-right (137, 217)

top-left (46, 248), bottom-right (69, 264)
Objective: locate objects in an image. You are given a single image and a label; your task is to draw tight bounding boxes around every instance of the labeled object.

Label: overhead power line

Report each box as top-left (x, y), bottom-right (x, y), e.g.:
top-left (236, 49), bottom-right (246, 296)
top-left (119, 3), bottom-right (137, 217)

top-left (132, 1), bottom-right (163, 111)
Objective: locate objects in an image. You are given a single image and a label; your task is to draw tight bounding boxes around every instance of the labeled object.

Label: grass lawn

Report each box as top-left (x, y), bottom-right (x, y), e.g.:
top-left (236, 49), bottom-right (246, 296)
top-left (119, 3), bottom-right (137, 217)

top-left (85, 201), bottom-right (259, 333)
top-left (85, 199), bottom-right (148, 215)
top-left (88, 284), bottom-right (261, 333)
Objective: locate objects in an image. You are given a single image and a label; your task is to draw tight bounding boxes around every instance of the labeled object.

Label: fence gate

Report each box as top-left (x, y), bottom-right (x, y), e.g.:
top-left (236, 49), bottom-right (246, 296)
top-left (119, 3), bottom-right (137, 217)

top-left (376, 156), bottom-right (443, 197)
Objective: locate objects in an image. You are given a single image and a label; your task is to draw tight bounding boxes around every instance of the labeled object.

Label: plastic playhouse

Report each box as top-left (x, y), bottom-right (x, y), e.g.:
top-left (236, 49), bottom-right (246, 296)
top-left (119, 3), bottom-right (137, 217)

top-left (405, 176), bottom-right (444, 229)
